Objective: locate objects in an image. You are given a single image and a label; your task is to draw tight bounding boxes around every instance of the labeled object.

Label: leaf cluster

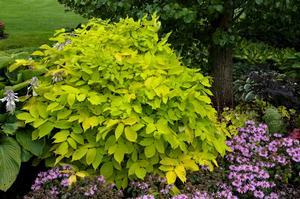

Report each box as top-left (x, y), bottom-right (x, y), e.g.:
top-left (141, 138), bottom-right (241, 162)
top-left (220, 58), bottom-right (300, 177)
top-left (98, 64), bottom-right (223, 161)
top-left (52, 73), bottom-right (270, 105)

top-left (0, 50), bottom-right (46, 191)
top-left (233, 70), bottom-right (300, 110)
top-left (16, 16), bottom-right (229, 188)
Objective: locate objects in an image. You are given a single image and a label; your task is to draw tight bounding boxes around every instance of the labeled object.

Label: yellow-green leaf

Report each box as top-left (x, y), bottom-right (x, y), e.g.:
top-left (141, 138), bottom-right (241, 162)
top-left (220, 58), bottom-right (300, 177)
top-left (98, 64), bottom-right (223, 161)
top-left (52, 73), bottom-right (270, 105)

top-left (115, 123), bottom-right (124, 140)
top-left (166, 171), bottom-right (176, 184)
top-left (144, 145), bottom-right (156, 158)
top-left (53, 130), bottom-right (70, 143)
top-left (124, 127), bottom-right (137, 142)
top-left (67, 94), bottom-right (76, 107)
top-left (72, 148), bottom-right (88, 161)
top-left (175, 164), bottom-right (186, 182)
top-left (67, 137), bottom-right (77, 149)
top-left (38, 122), bottom-right (54, 138)
top-left (86, 148), bottom-right (97, 165)
top-left (55, 142), bottom-right (69, 156)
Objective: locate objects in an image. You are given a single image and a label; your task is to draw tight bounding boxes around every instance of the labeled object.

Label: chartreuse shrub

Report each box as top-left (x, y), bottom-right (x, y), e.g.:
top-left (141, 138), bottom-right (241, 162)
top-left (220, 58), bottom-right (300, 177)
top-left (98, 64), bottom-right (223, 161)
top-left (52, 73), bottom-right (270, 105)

top-left (14, 16), bottom-right (230, 188)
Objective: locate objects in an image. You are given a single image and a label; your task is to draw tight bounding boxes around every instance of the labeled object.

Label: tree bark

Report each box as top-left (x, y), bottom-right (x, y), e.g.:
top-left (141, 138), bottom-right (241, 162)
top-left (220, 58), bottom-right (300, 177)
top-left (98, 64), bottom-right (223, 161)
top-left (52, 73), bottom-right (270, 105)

top-left (209, 44), bottom-right (233, 111)
top-left (209, 0), bottom-right (234, 111)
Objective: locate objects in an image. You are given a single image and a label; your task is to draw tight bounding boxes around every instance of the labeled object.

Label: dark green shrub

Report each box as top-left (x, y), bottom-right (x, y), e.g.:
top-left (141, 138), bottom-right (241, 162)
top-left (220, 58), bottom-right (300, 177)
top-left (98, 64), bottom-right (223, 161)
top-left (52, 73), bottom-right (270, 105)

top-left (233, 70), bottom-right (300, 109)
top-left (15, 16), bottom-right (230, 187)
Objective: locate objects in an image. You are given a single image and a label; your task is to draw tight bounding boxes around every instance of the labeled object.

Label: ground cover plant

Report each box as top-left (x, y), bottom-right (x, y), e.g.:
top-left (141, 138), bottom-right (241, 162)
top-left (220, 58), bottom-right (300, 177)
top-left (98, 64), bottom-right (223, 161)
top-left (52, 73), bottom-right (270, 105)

top-left (24, 121), bottom-right (300, 198)
top-left (0, 0), bottom-right (86, 51)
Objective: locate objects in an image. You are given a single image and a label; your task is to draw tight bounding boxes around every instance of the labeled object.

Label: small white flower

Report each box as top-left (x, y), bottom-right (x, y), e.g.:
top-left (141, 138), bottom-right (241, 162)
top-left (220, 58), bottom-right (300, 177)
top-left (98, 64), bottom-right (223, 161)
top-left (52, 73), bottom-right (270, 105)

top-left (0, 90), bottom-right (19, 114)
top-left (52, 71), bottom-right (64, 83)
top-left (27, 76), bottom-right (39, 96)
top-left (53, 39), bottom-right (72, 51)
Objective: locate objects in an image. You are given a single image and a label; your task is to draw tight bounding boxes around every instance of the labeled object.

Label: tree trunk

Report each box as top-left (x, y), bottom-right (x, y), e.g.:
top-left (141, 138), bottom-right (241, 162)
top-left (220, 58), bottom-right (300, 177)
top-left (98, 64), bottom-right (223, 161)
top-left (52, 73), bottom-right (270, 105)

top-left (209, 0), bottom-right (234, 111)
top-left (209, 44), bottom-right (233, 111)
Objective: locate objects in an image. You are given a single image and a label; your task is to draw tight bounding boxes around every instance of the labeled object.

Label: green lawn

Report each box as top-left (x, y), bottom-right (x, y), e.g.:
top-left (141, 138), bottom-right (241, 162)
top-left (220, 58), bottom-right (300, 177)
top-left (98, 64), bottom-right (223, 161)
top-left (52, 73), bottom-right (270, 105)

top-left (0, 0), bottom-right (86, 51)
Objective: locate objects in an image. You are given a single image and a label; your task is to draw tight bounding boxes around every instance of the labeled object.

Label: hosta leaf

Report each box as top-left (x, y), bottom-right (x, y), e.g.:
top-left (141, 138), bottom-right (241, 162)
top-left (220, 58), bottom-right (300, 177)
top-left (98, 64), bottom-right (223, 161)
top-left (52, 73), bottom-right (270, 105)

top-left (21, 148), bottom-right (32, 162)
top-left (0, 137), bottom-right (21, 191)
top-left (16, 130), bottom-right (45, 156)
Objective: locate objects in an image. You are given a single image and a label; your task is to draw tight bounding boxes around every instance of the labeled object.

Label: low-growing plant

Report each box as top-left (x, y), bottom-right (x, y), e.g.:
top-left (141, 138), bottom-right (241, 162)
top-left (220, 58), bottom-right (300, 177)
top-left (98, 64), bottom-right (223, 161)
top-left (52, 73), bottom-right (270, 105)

top-left (233, 70), bottom-right (300, 109)
top-left (24, 166), bottom-right (122, 199)
top-left (220, 106), bottom-right (258, 136)
top-left (226, 121), bottom-right (300, 198)
top-left (15, 16), bottom-right (230, 188)
top-left (0, 50), bottom-right (45, 191)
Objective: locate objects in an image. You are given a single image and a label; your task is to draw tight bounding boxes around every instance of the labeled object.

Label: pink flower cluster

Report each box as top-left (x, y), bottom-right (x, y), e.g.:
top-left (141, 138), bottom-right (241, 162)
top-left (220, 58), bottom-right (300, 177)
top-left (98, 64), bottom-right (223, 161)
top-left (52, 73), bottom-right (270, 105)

top-left (225, 121), bottom-right (300, 198)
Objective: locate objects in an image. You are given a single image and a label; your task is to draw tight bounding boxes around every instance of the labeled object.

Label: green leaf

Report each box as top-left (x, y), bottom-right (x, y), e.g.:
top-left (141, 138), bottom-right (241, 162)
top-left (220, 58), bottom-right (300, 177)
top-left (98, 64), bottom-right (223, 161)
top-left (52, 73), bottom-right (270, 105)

top-left (82, 116), bottom-right (99, 131)
top-left (175, 164), bottom-right (186, 182)
top-left (146, 123), bottom-right (156, 134)
top-left (55, 142), bottom-right (69, 156)
top-left (135, 167), bottom-right (146, 179)
top-left (2, 123), bottom-right (18, 135)
top-left (144, 145), bottom-right (156, 158)
top-left (124, 127), bottom-right (137, 142)
top-left (16, 112), bottom-right (34, 123)
top-left (70, 133), bottom-right (84, 145)
top-left (154, 140), bottom-right (165, 153)
top-left (57, 110), bottom-right (72, 120)
top-left (21, 148), bottom-right (32, 162)
top-left (38, 122), bottom-right (54, 138)
top-left (100, 162), bottom-right (113, 178)
top-left (86, 148), bottom-right (97, 165)
top-left (92, 150), bottom-right (103, 169)
top-left (166, 171), bottom-right (176, 184)
top-left (72, 148), bottom-right (88, 161)
top-left (53, 130), bottom-right (70, 143)
top-left (88, 94), bottom-right (107, 105)
top-left (67, 137), bottom-right (77, 149)
top-left (114, 147), bottom-right (125, 163)
top-left (16, 130), bottom-right (45, 156)
top-left (67, 94), bottom-right (76, 107)
top-left (115, 123), bottom-right (124, 140)
top-left (0, 137), bottom-right (21, 191)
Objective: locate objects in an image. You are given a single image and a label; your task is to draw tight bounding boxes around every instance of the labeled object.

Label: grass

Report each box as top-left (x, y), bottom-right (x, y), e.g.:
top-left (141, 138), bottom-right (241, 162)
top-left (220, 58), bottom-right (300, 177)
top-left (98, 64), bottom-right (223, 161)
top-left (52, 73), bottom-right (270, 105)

top-left (0, 0), bottom-right (87, 51)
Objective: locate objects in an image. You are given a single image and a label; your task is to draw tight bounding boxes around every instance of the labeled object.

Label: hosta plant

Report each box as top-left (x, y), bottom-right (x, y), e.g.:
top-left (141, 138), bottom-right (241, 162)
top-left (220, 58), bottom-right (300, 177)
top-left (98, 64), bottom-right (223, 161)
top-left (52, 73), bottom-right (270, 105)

top-left (15, 16), bottom-right (230, 187)
top-left (0, 50), bottom-right (45, 191)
